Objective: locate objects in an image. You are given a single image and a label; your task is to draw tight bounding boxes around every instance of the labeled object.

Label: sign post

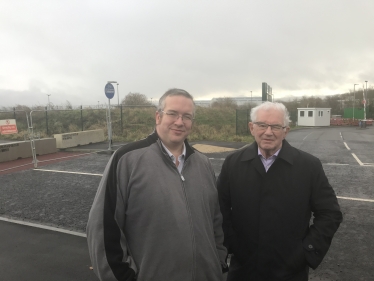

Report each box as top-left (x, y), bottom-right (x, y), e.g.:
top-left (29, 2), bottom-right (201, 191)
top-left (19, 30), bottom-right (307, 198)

top-left (104, 83), bottom-right (115, 151)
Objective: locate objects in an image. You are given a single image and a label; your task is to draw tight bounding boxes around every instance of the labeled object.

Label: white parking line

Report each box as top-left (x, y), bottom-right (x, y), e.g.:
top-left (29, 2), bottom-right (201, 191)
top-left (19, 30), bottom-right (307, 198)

top-left (0, 216), bottom-right (86, 237)
top-left (303, 132), bottom-right (313, 141)
top-left (337, 196), bottom-right (374, 203)
top-left (34, 169), bottom-right (103, 176)
top-left (343, 142), bottom-right (351, 150)
top-left (351, 153), bottom-right (364, 166)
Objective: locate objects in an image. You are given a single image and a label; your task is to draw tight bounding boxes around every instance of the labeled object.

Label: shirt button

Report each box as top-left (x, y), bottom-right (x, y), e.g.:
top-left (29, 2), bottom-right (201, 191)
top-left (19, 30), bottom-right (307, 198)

top-left (308, 244), bottom-right (313, 249)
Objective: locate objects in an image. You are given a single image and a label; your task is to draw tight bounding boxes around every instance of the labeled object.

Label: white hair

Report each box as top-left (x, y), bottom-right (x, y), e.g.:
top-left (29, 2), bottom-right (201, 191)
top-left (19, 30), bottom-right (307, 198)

top-left (250, 101), bottom-right (291, 126)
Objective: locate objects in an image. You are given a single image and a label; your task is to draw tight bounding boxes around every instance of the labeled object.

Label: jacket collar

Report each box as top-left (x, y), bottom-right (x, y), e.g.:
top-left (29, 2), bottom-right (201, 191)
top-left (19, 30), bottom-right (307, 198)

top-left (150, 130), bottom-right (195, 160)
top-left (241, 139), bottom-right (294, 166)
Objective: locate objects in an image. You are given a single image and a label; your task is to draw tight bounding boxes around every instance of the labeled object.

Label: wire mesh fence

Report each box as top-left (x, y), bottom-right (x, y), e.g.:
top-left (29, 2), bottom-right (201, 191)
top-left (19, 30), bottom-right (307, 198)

top-left (235, 109), bottom-right (250, 135)
top-left (1, 105), bottom-right (157, 140)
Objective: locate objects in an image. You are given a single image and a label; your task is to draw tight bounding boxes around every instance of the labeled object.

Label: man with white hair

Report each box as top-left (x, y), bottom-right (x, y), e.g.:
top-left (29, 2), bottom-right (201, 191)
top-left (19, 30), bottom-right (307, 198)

top-left (217, 101), bottom-right (342, 281)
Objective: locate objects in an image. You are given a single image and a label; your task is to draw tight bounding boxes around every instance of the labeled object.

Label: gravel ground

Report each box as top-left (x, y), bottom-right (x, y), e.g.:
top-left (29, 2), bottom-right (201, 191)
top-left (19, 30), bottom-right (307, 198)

top-left (0, 126), bottom-right (373, 280)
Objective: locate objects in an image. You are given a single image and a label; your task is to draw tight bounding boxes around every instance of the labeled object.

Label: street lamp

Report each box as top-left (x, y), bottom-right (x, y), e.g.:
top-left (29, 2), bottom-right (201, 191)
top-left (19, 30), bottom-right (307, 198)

top-left (47, 94), bottom-right (51, 110)
top-left (117, 83), bottom-right (119, 106)
top-left (364, 81), bottom-right (368, 120)
top-left (353, 84), bottom-right (358, 121)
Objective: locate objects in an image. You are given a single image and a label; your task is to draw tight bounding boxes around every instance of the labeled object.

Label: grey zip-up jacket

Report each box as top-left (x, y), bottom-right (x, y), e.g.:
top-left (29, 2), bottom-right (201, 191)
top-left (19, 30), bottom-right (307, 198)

top-left (87, 132), bottom-right (227, 281)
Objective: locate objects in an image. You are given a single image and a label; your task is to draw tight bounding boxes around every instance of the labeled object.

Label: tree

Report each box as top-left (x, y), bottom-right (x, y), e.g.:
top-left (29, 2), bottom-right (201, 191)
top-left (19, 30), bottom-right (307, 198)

top-left (211, 97), bottom-right (237, 109)
top-left (122, 93), bottom-right (151, 106)
top-left (325, 94), bottom-right (342, 115)
top-left (65, 100), bottom-right (73, 110)
top-left (238, 102), bottom-right (257, 110)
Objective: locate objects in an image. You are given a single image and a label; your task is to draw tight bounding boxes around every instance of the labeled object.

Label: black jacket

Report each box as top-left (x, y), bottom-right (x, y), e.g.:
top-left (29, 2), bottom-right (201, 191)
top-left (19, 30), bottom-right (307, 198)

top-left (217, 140), bottom-right (342, 281)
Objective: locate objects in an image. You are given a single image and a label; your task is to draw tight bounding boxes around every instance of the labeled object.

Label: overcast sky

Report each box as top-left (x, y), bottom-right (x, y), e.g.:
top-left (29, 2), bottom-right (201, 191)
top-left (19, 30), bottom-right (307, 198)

top-left (1, 0), bottom-right (373, 108)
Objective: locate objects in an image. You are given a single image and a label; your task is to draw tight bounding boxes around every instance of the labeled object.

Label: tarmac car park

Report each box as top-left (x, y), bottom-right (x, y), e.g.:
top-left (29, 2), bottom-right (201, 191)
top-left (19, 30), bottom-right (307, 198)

top-left (0, 125), bottom-right (373, 281)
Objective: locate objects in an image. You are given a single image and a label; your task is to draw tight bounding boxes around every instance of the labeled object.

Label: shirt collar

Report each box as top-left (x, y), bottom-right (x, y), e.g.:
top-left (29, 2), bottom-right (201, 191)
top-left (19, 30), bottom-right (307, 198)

top-left (258, 147), bottom-right (281, 159)
top-left (161, 141), bottom-right (186, 159)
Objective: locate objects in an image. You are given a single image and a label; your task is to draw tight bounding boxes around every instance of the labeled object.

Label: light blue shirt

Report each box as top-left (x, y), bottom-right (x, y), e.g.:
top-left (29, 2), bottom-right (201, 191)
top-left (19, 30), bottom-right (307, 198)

top-left (161, 142), bottom-right (186, 174)
top-left (258, 148), bottom-right (281, 172)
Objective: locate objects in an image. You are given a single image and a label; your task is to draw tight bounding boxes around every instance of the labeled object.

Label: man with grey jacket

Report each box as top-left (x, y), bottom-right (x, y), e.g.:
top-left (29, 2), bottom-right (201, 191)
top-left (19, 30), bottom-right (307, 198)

top-left (87, 88), bottom-right (227, 281)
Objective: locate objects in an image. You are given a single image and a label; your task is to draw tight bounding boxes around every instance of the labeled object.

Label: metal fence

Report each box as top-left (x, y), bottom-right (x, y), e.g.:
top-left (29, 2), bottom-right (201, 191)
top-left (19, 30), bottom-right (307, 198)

top-left (236, 109), bottom-right (250, 135)
top-left (1, 105), bottom-right (157, 138)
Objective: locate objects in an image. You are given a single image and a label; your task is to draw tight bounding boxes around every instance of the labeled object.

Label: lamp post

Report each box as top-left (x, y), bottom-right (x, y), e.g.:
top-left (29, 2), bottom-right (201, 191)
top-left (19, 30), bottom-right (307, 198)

top-left (47, 94), bottom-right (51, 110)
top-left (353, 84), bottom-right (358, 121)
top-left (250, 91), bottom-right (252, 103)
top-left (117, 83), bottom-right (120, 106)
top-left (364, 81), bottom-right (368, 120)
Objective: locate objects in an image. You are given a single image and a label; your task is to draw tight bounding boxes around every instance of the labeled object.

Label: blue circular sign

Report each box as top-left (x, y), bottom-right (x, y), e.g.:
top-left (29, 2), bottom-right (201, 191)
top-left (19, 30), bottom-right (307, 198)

top-left (104, 83), bottom-right (115, 99)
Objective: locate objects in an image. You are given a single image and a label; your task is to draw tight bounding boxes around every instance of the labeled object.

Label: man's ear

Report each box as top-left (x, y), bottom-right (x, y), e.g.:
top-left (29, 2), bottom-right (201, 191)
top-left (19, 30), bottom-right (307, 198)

top-left (283, 126), bottom-right (290, 139)
top-left (155, 111), bottom-right (161, 125)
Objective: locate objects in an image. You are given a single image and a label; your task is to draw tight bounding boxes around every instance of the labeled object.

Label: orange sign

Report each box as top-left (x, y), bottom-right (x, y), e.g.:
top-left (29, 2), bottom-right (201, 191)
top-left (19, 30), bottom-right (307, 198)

top-left (0, 119), bottom-right (18, 135)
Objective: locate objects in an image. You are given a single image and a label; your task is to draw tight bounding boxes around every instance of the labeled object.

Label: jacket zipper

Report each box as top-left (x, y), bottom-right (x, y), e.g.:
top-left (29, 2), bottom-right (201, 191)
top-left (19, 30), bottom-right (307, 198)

top-left (161, 145), bottom-right (197, 280)
top-left (180, 159), bottom-right (196, 281)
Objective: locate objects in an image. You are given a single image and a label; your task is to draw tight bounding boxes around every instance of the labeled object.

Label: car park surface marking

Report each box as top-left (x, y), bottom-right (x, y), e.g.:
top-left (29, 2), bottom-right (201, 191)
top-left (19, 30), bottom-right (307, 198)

top-left (337, 196), bottom-right (374, 203)
top-left (343, 142), bottom-right (350, 150)
top-left (34, 168), bottom-right (103, 176)
top-left (0, 216), bottom-right (86, 237)
top-left (351, 153), bottom-right (364, 166)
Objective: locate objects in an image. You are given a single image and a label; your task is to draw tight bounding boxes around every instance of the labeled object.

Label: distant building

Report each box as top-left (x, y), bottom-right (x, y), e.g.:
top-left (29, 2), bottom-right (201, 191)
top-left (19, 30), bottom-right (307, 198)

top-left (195, 97), bottom-right (263, 107)
top-left (194, 100), bottom-right (212, 107)
top-left (297, 108), bottom-right (331, 126)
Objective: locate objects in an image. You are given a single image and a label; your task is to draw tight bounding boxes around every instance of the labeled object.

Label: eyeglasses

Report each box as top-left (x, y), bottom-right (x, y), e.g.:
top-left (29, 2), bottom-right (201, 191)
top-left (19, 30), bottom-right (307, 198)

top-left (253, 122), bottom-right (286, 131)
top-left (161, 110), bottom-right (194, 123)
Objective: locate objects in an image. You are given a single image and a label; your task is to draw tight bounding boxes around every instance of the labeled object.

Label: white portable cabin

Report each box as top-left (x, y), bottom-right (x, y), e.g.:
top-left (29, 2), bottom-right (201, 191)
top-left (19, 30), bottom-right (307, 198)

top-left (297, 108), bottom-right (331, 126)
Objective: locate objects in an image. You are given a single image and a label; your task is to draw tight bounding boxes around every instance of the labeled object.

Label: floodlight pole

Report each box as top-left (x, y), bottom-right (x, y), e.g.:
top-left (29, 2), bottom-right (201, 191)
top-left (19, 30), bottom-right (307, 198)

top-left (353, 84), bottom-right (358, 121)
top-left (108, 99), bottom-right (112, 150)
top-left (364, 81), bottom-right (368, 120)
top-left (47, 94), bottom-right (51, 110)
top-left (117, 83), bottom-right (120, 106)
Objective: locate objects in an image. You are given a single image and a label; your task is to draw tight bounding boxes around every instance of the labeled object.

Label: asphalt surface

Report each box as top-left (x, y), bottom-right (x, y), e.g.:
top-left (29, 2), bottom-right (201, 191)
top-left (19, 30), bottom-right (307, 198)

top-left (0, 126), bottom-right (373, 280)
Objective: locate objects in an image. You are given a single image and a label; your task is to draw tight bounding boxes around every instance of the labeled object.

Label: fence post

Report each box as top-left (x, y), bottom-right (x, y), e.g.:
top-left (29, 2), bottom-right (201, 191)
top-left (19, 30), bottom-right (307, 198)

top-left (235, 109), bottom-right (238, 135)
top-left (81, 105), bottom-right (83, 131)
top-left (45, 107), bottom-right (48, 135)
top-left (120, 105), bottom-right (123, 132)
top-left (247, 109), bottom-right (250, 134)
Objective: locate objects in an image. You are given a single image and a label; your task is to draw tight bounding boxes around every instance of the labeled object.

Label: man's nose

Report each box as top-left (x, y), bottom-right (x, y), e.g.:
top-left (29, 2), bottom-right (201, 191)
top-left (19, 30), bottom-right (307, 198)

top-left (264, 126), bottom-right (273, 134)
top-left (174, 115), bottom-right (184, 125)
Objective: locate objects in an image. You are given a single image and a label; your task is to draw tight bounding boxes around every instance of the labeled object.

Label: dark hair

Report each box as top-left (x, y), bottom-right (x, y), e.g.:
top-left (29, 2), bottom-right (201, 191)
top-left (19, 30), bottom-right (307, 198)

top-left (157, 88), bottom-right (196, 115)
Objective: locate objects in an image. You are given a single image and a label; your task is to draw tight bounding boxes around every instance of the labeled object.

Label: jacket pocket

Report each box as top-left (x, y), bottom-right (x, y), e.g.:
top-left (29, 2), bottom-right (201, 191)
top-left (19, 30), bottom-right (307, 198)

top-left (282, 238), bottom-right (307, 271)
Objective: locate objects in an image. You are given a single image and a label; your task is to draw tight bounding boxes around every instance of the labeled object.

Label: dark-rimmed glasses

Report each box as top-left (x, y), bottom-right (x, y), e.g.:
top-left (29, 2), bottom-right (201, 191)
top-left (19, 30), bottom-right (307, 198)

top-left (253, 122), bottom-right (286, 131)
top-left (161, 110), bottom-right (194, 123)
